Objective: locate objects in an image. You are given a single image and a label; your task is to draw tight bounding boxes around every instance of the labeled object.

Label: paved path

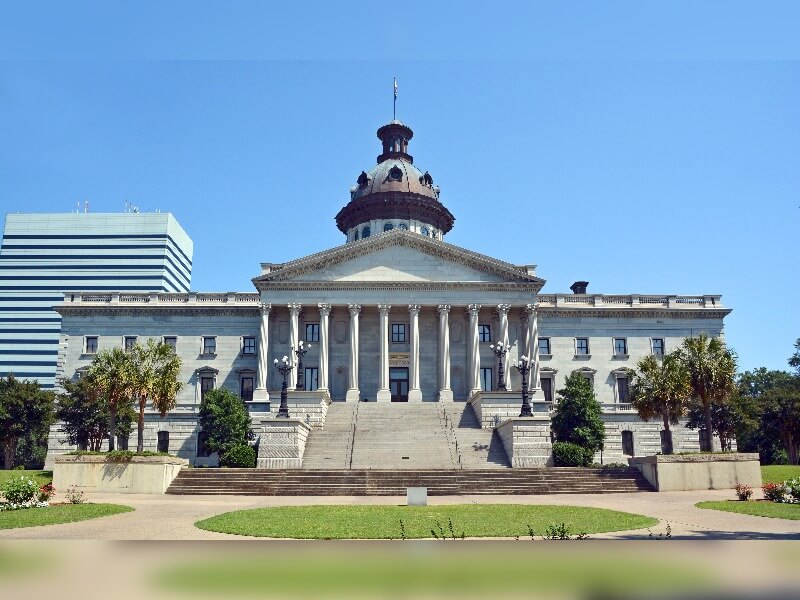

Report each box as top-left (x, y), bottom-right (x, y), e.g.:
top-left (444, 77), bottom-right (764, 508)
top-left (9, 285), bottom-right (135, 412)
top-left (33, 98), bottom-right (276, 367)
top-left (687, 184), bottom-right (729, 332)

top-left (1, 489), bottom-right (799, 540)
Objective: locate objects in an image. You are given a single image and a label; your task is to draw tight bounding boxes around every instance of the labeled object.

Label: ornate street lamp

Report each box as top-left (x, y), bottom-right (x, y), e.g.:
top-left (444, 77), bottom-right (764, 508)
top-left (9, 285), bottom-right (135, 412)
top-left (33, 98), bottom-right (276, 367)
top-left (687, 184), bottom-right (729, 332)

top-left (294, 340), bottom-right (311, 391)
top-left (489, 341), bottom-right (512, 391)
top-left (274, 355), bottom-right (293, 418)
top-left (513, 355), bottom-right (533, 417)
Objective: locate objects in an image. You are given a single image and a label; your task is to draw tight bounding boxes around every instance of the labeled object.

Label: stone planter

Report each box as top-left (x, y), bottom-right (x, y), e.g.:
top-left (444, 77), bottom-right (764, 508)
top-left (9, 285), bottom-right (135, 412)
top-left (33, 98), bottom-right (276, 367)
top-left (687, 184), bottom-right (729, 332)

top-left (628, 453), bottom-right (761, 491)
top-left (53, 455), bottom-right (188, 494)
top-left (496, 416), bottom-right (554, 467)
top-left (256, 418), bottom-right (312, 469)
top-left (469, 390), bottom-right (548, 429)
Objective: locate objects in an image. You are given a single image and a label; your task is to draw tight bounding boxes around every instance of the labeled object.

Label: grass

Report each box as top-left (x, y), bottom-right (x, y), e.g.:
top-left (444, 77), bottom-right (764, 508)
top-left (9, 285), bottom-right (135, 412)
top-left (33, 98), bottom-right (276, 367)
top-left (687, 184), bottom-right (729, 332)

top-left (696, 500), bottom-right (800, 521)
top-left (762, 464), bottom-right (800, 484)
top-left (0, 470), bottom-right (52, 488)
top-left (0, 503), bottom-right (133, 529)
top-left (195, 504), bottom-right (658, 539)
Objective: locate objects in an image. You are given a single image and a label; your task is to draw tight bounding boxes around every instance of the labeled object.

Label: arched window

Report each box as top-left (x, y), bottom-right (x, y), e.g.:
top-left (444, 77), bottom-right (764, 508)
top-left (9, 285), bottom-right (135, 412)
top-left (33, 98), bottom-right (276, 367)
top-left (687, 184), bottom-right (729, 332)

top-left (362, 226), bottom-right (371, 239)
top-left (420, 226), bottom-right (430, 237)
top-left (398, 223), bottom-right (409, 230)
top-left (384, 223), bottom-right (394, 232)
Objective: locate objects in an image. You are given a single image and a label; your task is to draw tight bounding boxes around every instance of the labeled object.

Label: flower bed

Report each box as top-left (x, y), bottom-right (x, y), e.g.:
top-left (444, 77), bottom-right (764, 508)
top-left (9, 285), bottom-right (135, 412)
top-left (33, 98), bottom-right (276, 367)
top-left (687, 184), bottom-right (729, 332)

top-left (0, 476), bottom-right (55, 512)
top-left (760, 477), bottom-right (800, 504)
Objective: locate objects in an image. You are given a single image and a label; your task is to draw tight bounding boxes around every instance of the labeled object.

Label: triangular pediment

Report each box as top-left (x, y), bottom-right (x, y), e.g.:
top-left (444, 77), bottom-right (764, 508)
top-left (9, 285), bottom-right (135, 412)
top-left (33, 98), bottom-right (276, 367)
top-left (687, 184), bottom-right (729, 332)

top-left (253, 230), bottom-right (545, 289)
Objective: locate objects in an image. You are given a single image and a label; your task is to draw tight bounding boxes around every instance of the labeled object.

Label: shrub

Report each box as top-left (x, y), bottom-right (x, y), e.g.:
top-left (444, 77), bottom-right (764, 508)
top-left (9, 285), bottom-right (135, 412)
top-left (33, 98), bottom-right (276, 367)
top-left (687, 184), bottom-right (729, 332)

top-left (785, 477), bottom-right (800, 503)
top-left (65, 486), bottom-right (85, 504)
top-left (38, 483), bottom-right (55, 502)
top-left (734, 483), bottom-right (752, 501)
top-left (220, 444), bottom-right (256, 468)
top-left (1, 475), bottom-right (39, 504)
top-left (552, 442), bottom-right (593, 467)
top-left (762, 482), bottom-right (786, 502)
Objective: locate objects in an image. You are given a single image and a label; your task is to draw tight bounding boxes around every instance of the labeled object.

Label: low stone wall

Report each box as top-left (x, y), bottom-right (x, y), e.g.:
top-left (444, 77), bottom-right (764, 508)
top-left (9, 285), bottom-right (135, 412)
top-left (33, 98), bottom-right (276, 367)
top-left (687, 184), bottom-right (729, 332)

top-left (469, 391), bottom-right (548, 429)
top-left (496, 417), bottom-right (554, 467)
top-left (53, 455), bottom-right (188, 494)
top-left (275, 390), bottom-right (331, 428)
top-left (256, 419), bottom-right (311, 469)
top-left (629, 453), bottom-right (761, 491)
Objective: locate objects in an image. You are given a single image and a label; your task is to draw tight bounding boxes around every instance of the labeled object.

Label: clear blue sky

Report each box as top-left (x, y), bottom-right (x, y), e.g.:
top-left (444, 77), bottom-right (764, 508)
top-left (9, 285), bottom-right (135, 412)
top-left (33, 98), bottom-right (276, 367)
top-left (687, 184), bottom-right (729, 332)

top-left (1, 2), bottom-right (798, 373)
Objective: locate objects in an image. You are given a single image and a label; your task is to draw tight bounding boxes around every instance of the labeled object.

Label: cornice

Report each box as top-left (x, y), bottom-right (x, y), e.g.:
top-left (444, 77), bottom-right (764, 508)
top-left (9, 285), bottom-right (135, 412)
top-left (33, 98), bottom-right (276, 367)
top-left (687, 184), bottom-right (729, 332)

top-left (57, 307), bottom-right (261, 318)
top-left (538, 307), bottom-right (732, 320)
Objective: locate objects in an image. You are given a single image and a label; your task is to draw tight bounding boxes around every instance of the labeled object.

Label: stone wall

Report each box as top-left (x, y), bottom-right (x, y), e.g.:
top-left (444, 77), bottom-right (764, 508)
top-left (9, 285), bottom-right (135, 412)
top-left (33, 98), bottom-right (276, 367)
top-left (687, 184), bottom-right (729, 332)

top-left (53, 455), bottom-right (188, 494)
top-left (629, 453), bottom-right (761, 491)
top-left (256, 419), bottom-right (311, 469)
top-left (496, 417), bottom-right (553, 467)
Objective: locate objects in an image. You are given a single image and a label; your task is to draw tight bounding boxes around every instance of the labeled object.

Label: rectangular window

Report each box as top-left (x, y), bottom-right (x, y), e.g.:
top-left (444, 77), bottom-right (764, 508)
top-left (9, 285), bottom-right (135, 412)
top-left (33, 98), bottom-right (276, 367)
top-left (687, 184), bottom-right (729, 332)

top-left (241, 377), bottom-right (254, 402)
top-left (202, 336), bottom-right (216, 355)
top-left (124, 336), bottom-right (137, 352)
top-left (621, 431), bottom-right (634, 456)
top-left (197, 431), bottom-right (211, 457)
top-left (391, 323), bottom-right (407, 343)
top-left (200, 376), bottom-right (214, 400)
top-left (242, 336), bottom-right (256, 355)
top-left (480, 367), bottom-right (493, 392)
top-left (84, 336), bottom-right (98, 354)
top-left (305, 323), bottom-right (320, 343)
top-left (614, 338), bottom-right (627, 356)
top-left (304, 367), bottom-right (319, 391)
top-left (163, 336), bottom-right (177, 350)
top-left (617, 377), bottom-right (630, 403)
top-left (157, 431), bottom-right (169, 453)
top-left (575, 338), bottom-right (589, 355)
top-left (652, 338), bottom-right (665, 356)
top-left (538, 337), bottom-right (551, 355)
top-left (478, 325), bottom-right (491, 343)
top-left (541, 377), bottom-right (553, 403)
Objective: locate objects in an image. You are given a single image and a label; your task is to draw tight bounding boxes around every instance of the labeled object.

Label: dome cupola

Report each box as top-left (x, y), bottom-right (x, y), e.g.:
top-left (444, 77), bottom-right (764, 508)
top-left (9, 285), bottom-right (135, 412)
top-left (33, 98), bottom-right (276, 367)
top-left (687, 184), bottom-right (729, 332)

top-left (335, 121), bottom-right (455, 242)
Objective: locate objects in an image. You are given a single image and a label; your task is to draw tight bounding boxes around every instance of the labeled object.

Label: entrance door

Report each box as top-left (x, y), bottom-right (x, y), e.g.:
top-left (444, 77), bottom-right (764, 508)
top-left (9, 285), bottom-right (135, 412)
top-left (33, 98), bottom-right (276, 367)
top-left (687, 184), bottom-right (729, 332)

top-left (389, 367), bottom-right (409, 402)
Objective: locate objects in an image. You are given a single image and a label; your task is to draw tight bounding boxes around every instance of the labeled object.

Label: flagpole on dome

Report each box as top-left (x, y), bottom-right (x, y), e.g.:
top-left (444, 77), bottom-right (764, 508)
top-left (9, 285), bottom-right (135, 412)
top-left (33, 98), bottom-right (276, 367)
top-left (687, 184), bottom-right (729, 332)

top-left (393, 76), bottom-right (397, 121)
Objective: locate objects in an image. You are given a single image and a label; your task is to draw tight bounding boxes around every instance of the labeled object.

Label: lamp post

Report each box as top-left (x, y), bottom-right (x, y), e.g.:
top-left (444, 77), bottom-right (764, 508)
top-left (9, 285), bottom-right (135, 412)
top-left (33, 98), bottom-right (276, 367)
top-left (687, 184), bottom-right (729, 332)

top-left (489, 341), bottom-right (511, 391)
top-left (513, 355), bottom-right (533, 417)
top-left (274, 355), bottom-right (293, 418)
top-left (294, 340), bottom-right (310, 391)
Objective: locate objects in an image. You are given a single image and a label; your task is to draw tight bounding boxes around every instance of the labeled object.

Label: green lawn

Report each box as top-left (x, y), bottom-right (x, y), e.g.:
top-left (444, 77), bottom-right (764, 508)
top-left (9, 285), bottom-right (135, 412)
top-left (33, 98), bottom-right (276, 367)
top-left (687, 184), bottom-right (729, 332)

top-left (696, 500), bottom-right (800, 521)
top-left (761, 465), bottom-right (800, 484)
top-left (0, 470), bottom-right (52, 488)
top-left (195, 504), bottom-right (658, 539)
top-left (0, 504), bottom-right (133, 529)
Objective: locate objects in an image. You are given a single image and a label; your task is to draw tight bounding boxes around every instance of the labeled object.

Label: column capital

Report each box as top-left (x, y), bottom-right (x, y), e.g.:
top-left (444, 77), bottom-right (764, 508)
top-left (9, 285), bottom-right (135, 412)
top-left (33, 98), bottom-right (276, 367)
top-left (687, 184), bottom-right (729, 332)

top-left (525, 302), bottom-right (539, 312)
top-left (318, 303), bottom-right (332, 316)
top-left (378, 304), bottom-right (392, 313)
top-left (259, 303), bottom-right (272, 316)
top-left (408, 304), bottom-right (422, 315)
top-left (437, 304), bottom-right (451, 315)
top-left (348, 303), bottom-right (361, 315)
top-left (497, 303), bottom-right (511, 315)
top-left (287, 303), bottom-right (302, 315)
top-left (467, 303), bottom-right (481, 315)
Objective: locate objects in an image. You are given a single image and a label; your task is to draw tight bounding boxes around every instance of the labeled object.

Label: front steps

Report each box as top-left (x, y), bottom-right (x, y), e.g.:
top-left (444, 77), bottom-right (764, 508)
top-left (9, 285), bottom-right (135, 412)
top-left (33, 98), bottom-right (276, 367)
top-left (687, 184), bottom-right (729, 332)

top-left (166, 467), bottom-right (654, 495)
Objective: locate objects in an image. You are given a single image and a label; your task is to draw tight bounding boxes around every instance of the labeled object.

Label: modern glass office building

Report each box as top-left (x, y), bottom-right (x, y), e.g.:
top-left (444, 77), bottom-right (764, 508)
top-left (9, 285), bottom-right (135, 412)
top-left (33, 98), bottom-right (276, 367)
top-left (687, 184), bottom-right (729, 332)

top-left (0, 212), bottom-right (193, 388)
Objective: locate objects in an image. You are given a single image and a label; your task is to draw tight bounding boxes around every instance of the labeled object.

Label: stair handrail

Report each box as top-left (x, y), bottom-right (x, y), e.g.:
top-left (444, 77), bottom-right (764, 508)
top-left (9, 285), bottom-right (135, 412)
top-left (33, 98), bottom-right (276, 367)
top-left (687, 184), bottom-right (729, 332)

top-left (347, 402), bottom-right (359, 469)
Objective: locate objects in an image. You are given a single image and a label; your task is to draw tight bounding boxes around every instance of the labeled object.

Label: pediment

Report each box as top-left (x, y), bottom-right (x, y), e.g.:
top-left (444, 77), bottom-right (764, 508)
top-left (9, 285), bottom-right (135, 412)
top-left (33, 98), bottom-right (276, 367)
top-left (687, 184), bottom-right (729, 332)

top-left (253, 230), bottom-right (544, 289)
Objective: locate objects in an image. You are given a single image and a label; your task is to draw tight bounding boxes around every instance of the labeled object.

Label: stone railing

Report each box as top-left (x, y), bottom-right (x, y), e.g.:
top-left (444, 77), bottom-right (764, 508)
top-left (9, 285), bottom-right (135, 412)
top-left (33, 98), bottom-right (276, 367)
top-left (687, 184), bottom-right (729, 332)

top-left (536, 294), bottom-right (722, 309)
top-left (61, 292), bottom-right (261, 305)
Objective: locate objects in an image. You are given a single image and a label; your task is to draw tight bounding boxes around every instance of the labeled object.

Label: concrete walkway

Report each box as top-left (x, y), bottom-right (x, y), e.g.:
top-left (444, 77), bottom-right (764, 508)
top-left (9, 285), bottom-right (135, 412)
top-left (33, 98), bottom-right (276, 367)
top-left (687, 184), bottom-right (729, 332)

top-left (1, 489), bottom-right (799, 540)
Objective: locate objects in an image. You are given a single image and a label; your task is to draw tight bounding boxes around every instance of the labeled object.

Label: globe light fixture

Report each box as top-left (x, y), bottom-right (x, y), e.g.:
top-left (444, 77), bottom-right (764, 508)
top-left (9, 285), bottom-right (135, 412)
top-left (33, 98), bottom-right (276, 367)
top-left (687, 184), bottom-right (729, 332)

top-left (512, 354), bottom-right (533, 417)
top-left (489, 341), bottom-right (512, 391)
top-left (294, 340), bottom-right (311, 391)
top-left (274, 355), bottom-right (293, 418)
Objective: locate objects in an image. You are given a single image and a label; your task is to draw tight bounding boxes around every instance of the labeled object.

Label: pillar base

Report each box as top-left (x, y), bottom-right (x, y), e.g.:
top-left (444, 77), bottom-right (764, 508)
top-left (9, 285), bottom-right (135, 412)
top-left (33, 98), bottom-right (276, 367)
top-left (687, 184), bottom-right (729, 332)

top-left (376, 388), bottom-right (391, 402)
top-left (408, 389), bottom-right (422, 403)
top-left (253, 388), bottom-right (270, 402)
top-left (345, 388), bottom-right (361, 402)
top-left (437, 388), bottom-right (454, 402)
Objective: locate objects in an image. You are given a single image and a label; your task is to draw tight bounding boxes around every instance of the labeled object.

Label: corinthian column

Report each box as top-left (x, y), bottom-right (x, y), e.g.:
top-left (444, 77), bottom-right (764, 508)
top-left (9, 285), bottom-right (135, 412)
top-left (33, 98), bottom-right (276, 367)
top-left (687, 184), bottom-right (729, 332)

top-left (254, 303), bottom-right (271, 401)
top-left (345, 304), bottom-right (361, 401)
top-left (377, 304), bottom-right (392, 402)
top-left (437, 304), bottom-right (453, 401)
top-left (526, 302), bottom-right (541, 391)
top-left (287, 303), bottom-right (302, 389)
top-left (468, 304), bottom-right (481, 397)
top-left (498, 303), bottom-right (511, 391)
top-left (318, 303), bottom-right (331, 393)
top-left (408, 304), bottom-right (422, 402)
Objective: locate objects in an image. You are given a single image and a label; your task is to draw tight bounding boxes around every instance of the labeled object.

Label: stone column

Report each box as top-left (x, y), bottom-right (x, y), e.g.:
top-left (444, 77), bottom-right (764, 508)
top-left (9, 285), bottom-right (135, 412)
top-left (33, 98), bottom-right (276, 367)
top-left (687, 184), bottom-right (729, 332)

top-left (498, 303), bottom-right (511, 391)
top-left (468, 304), bottom-right (481, 396)
top-left (437, 304), bottom-right (453, 401)
top-left (346, 304), bottom-right (361, 401)
top-left (408, 304), bottom-right (422, 402)
top-left (288, 303), bottom-right (302, 389)
top-left (377, 304), bottom-right (392, 402)
top-left (254, 303), bottom-right (272, 401)
top-left (526, 302), bottom-right (541, 390)
top-left (318, 303), bottom-right (331, 393)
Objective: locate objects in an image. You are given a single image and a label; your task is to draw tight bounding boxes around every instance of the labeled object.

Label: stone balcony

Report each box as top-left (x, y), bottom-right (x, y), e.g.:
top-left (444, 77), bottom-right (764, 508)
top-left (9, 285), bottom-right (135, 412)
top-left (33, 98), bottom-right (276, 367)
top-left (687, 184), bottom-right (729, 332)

top-left (59, 291), bottom-right (262, 305)
top-left (536, 294), bottom-right (723, 309)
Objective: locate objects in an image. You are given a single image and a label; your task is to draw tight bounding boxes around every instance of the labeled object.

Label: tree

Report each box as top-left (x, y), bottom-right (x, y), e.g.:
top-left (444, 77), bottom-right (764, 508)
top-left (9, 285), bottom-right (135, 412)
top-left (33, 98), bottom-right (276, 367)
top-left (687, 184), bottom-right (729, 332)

top-left (550, 372), bottom-right (605, 459)
top-left (88, 347), bottom-right (133, 452)
top-left (128, 340), bottom-right (183, 453)
top-left (761, 379), bottom-right (800, 464)
top-left (789, 338), bottom-right (800, 374)
top-left (0, 375), bottom-right (54, 469)
top-left (685, 398), bottom-right (740, 452)
top-left (629, 353), bottom-right (690, 454)
top-left (676, 334), bottom-right (737, 451)
top-left (57, 377), bottom-right (134, 451)
top-left (197, 388), bottom-right (253, 458)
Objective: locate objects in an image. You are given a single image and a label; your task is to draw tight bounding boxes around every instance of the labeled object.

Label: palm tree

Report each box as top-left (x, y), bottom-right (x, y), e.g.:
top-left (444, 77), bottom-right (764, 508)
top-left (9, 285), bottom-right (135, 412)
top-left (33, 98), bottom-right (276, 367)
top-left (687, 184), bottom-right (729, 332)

top-left (129, 339), bottom-right (183, 453)
top-left (88, 347), bottom-right (132, 452)
top-left (630, 353), bottom-right (691, 454)
top-left (677, 334), bottom-right (737, 451)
